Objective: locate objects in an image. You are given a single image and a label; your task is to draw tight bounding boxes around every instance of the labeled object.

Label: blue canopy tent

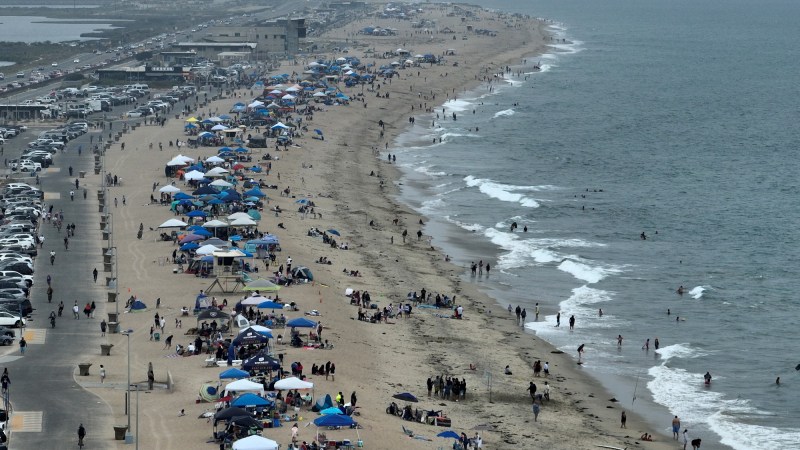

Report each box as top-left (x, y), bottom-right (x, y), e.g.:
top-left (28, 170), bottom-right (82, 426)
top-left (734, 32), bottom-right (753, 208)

top-left (286, 317), bottom-right (317, 328)
top-left (257, 301), bottom-right (285, 310)
top-left (313, 414), bottom-right (354, 427)
top-left (231, 393), bottom-right (271, 408)
top-left (242, 353), bottom-right (281, 372)
top-left (243, 188), bottom-right (265, 197)
top-left (219, 368), bottom-right (250, 379)
top-left (233, 329), bottom-right (273, 346)
top-left (174, 192), bottom-right (194, 200)
top-left (193, 186), bottom-right (217, 196)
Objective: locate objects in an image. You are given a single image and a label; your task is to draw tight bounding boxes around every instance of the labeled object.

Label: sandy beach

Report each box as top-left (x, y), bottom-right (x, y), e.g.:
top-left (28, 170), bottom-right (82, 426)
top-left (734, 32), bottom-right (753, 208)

top-left (76, 3), bottom-right (678, 450)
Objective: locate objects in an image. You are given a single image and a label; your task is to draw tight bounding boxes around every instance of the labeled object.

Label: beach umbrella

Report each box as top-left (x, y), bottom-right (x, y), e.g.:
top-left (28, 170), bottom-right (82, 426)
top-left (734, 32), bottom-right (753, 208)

top-left (219, 367), bottom-right (250, 379)
top-left (286, 317), bottom-right (317, 328)
top-left (295, 198), bottom-right (310, 205)
top-left (231, 435), bottom-right (278, 450)
top-left (198, 131), bottom-right (215, 138)
top-left (179, 234), bottom-right (204, 244)
top-left (174, 192), bottom-right (194, 200)
top-left (180, 242), bottom-right (200, 251)
top-left (247, 210), bottom-right (261, 220)
top-left (228, 212), bottom-right (251, 221)
top-left (187, 210), bottom-right (207, 218)
top-left (185, 117), bottom-right (199, 122)
top-left (210, 179), bottom-right (234, 188)
top-left (326, 229), bottom-right (341, 236)
top-left (219, 114), bottom-right (232, 120)
top-left (205, 167), bottom-right (230, 177)
top-left (194, 228), bottom-right (213, 237)
top-left (202, 237), bottom-right (228, 247)
top-left (206, 155), bottom-right (225, 164)
top-left (230, 235), bottom-right (243, 242)
top-left (196, 244), bottom-right (221, 256)
top-left (320, 407), bottom-right (345, 415)
top-left (243, 278), bottom-right (281, 292)
top-left (193, 186), bottom-right (217, 196)
top-left (392, 392), bottom-right (418, 403)
top-left (225, 379), bottom-right (264, 394)
top-left (235, 147), bottom-right (248, 153)
top-left (211, 124), bottom-right (227, 131)
top-left (209, 116), bottom-right (223, 122)
top-left (271, 122), bottom-right (289, 130)
top-left (313, 414), bottom-right (353, 427)
top-left (184, 170), bottom-right (205, 181)
top-left (158, 219), bottom-right (187, 228)
top-left (248, 100), bottom-right (265, 108)
top-left (312, 91), bottom-right (327, 98)
top-left (208, 199), bottom-right (224, 205)
top-left (159, 185), bottom-right (181, 194)
top-left (257, 301), bottom-right (284, 310)
top-left (437, 431), bottom-right (460, 439)
top-left (243, 188), bottom-right (265, 197)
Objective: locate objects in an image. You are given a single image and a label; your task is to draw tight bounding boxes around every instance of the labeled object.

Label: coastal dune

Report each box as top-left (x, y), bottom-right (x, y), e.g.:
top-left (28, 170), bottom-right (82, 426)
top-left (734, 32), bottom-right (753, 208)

top-left (80, 3), bottom-right (675, 450)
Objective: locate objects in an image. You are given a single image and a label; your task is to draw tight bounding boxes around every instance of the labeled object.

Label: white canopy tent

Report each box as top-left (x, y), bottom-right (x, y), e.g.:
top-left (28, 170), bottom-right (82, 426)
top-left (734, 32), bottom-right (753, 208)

top-left (184, 170), bottom-right (205, 181)
top-left (225, 379), bottom-right (265, 395)
top-left (232, 435), bottom-right (279, 450)
top-left (274, 377), bottom-right (314, 390)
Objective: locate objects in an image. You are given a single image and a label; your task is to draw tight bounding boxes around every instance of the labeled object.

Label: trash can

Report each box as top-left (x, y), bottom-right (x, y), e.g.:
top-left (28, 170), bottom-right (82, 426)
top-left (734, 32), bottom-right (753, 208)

top-left (113, 426), bottom-right (128, 440)
top-left (79, 171), bottom-right (86, 178)
top-left (78, 363), bottom-right (92, 376)
top-left (101, 344), bottom-right (114, 356)
top-left (108, 322), bottom-right (120, 334)
top-left (154, 332), bottom-right (160, 342)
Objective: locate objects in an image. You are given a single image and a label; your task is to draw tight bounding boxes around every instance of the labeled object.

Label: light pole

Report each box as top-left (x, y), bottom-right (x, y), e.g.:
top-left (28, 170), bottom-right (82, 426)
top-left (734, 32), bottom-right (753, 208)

top-left (121, 329), bottom-right (134, 442)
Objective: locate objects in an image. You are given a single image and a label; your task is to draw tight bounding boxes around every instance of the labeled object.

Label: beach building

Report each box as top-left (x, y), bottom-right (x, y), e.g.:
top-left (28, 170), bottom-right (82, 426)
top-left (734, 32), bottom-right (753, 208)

top-left (202, 19), bottom-right (307, 57)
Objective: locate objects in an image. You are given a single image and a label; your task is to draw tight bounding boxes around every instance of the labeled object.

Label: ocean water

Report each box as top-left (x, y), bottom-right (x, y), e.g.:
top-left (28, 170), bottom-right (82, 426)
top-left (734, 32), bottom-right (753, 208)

top-left (393, 0), bottom-right (800, 448)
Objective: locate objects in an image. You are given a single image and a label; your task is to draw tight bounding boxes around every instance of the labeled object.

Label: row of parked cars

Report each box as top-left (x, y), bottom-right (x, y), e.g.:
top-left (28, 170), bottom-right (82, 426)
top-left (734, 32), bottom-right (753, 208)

top-left (0, 182), bottom-right (42, 339)
top-left (8, 122), bottom-right (87, 174)
top-left (126, 84), bottom-right (197, 118)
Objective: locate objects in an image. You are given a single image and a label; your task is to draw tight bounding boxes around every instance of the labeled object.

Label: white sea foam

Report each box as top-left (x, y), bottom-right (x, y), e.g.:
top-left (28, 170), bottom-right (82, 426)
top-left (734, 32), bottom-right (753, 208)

top-left (648, 344), bottom-right (800, 450)
top-left (420, 198), bottom-right (445, 213)
top-left (463, 176), bottom-right (546, 208)
top-left (442, 99), bottom-right (473, 113)
top-left (558, 259), bottom-right (620, 284)
top-left (493, 109), bottom-right (515, 118)
top-left (414, 166), bottom-right (447, 177)
top-left (689, 285), bottom-right (710, 299)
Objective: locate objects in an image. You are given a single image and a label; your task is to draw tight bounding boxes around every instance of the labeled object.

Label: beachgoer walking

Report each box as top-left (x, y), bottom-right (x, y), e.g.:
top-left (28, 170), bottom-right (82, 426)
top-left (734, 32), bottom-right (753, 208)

top-left (100, 320), bottom-right (107, 336)
top-left (19, 337), bottom-right (26, 355)
top-left (621, 410), bottom-right (627, 428)
top-left (535, 303), bottom-right (540, 320)
top-left (73, 302), bottom-right (80, 319)
top-left (93, 268), bottom-right (98, 283)
top-left (100, 365), bottom-right (106, 383)
top-left (683, 429), bottom-right (689, 450)
top-left (532, 402), bottom-right (540, 421)
top-left (556, 312), bottom-right (560, 327)
top-left (569, 315), bottom-right (575, 330)
top-left (527, 382), bottom-right (537, 402)
top-left (520, 308), bottom-right (527, 325)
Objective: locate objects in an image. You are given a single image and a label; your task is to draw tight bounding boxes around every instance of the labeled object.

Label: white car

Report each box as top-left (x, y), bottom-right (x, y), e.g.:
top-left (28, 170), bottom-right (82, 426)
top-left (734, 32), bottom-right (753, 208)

top-left (126, 110), bottom-right (143, 118)
top-left (0, 311), bottom-right (25, 328)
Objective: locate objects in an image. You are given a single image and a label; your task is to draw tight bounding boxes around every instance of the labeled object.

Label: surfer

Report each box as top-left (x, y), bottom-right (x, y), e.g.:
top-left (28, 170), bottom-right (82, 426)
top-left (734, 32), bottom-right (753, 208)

top-left (703, 372), bottom-right (712, 385)
top-left (776, 377), bottom-right (781, 386)
top-left (640, 231), bottom-right (647, 240)
top-left (677, 286), bottom-right (685, 295)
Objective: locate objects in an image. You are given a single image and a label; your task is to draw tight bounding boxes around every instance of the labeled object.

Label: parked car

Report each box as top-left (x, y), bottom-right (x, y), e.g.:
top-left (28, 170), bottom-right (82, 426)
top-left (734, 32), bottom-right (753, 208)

top-left (0, 310), bottom-right (26, 327)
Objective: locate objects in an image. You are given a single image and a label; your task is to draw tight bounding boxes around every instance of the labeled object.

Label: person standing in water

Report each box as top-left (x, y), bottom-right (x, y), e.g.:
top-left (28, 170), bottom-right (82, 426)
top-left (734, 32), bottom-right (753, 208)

top-left (704, 372), bottom-right (712, 385)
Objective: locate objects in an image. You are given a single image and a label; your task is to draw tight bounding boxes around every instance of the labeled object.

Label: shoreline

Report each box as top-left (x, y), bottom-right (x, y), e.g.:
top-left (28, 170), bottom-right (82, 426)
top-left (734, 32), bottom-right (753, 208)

top-left (73, 3), bottom-right (677, 449)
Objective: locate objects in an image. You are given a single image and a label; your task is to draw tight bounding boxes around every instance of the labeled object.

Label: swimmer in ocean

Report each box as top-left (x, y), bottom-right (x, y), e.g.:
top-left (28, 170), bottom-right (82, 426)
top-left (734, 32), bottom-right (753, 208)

top-left (677, 286), bottom-right (685, 295)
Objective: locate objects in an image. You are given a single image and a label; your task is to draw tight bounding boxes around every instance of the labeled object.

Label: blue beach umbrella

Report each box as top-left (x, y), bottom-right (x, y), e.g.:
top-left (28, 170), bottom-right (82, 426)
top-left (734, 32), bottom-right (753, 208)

top-left (180, 242), bottom-right (200, 251)
top-left (174, 192), bottom-right (194, 200)
top-left (187, 210), bottom-right (208, 218)
top-left (320, 406), bottom-right (344, 415)
top-left (326, 229), bottom-right (341, 236)
top-left (193, 228), bottom-right (213, 237)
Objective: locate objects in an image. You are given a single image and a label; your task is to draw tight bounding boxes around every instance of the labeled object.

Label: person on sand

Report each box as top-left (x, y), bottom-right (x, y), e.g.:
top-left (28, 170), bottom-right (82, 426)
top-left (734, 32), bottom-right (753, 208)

top-left (683, 429), bottom-right (689, 450)
top-left (527, 382), bottom-right (537, 402)
top-left (504, 365), bottom-right (512, 375)
top-left (640, 433), bottom-right (652, 441)
top-left (532, 402), bottom-right (540, 422)
top-left (672, 415), bottom-right (681, 439)
top-left (620, 410), bottom-right (627, 428)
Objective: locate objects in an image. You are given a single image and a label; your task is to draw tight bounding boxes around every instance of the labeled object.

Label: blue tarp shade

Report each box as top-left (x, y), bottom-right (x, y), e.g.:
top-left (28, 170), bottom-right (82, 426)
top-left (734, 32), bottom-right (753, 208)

top-left (257, 301), bottom-right (284, 310)
top-left (286, 317), bottom-right (317, 328)
top-left (219, 368), bottom-right (250, 379)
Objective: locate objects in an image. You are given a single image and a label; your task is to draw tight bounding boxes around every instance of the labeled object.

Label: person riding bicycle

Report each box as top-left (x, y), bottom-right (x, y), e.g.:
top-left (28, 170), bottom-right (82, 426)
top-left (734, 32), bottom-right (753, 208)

top-left (78, 423), bottom-right (86, 445)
